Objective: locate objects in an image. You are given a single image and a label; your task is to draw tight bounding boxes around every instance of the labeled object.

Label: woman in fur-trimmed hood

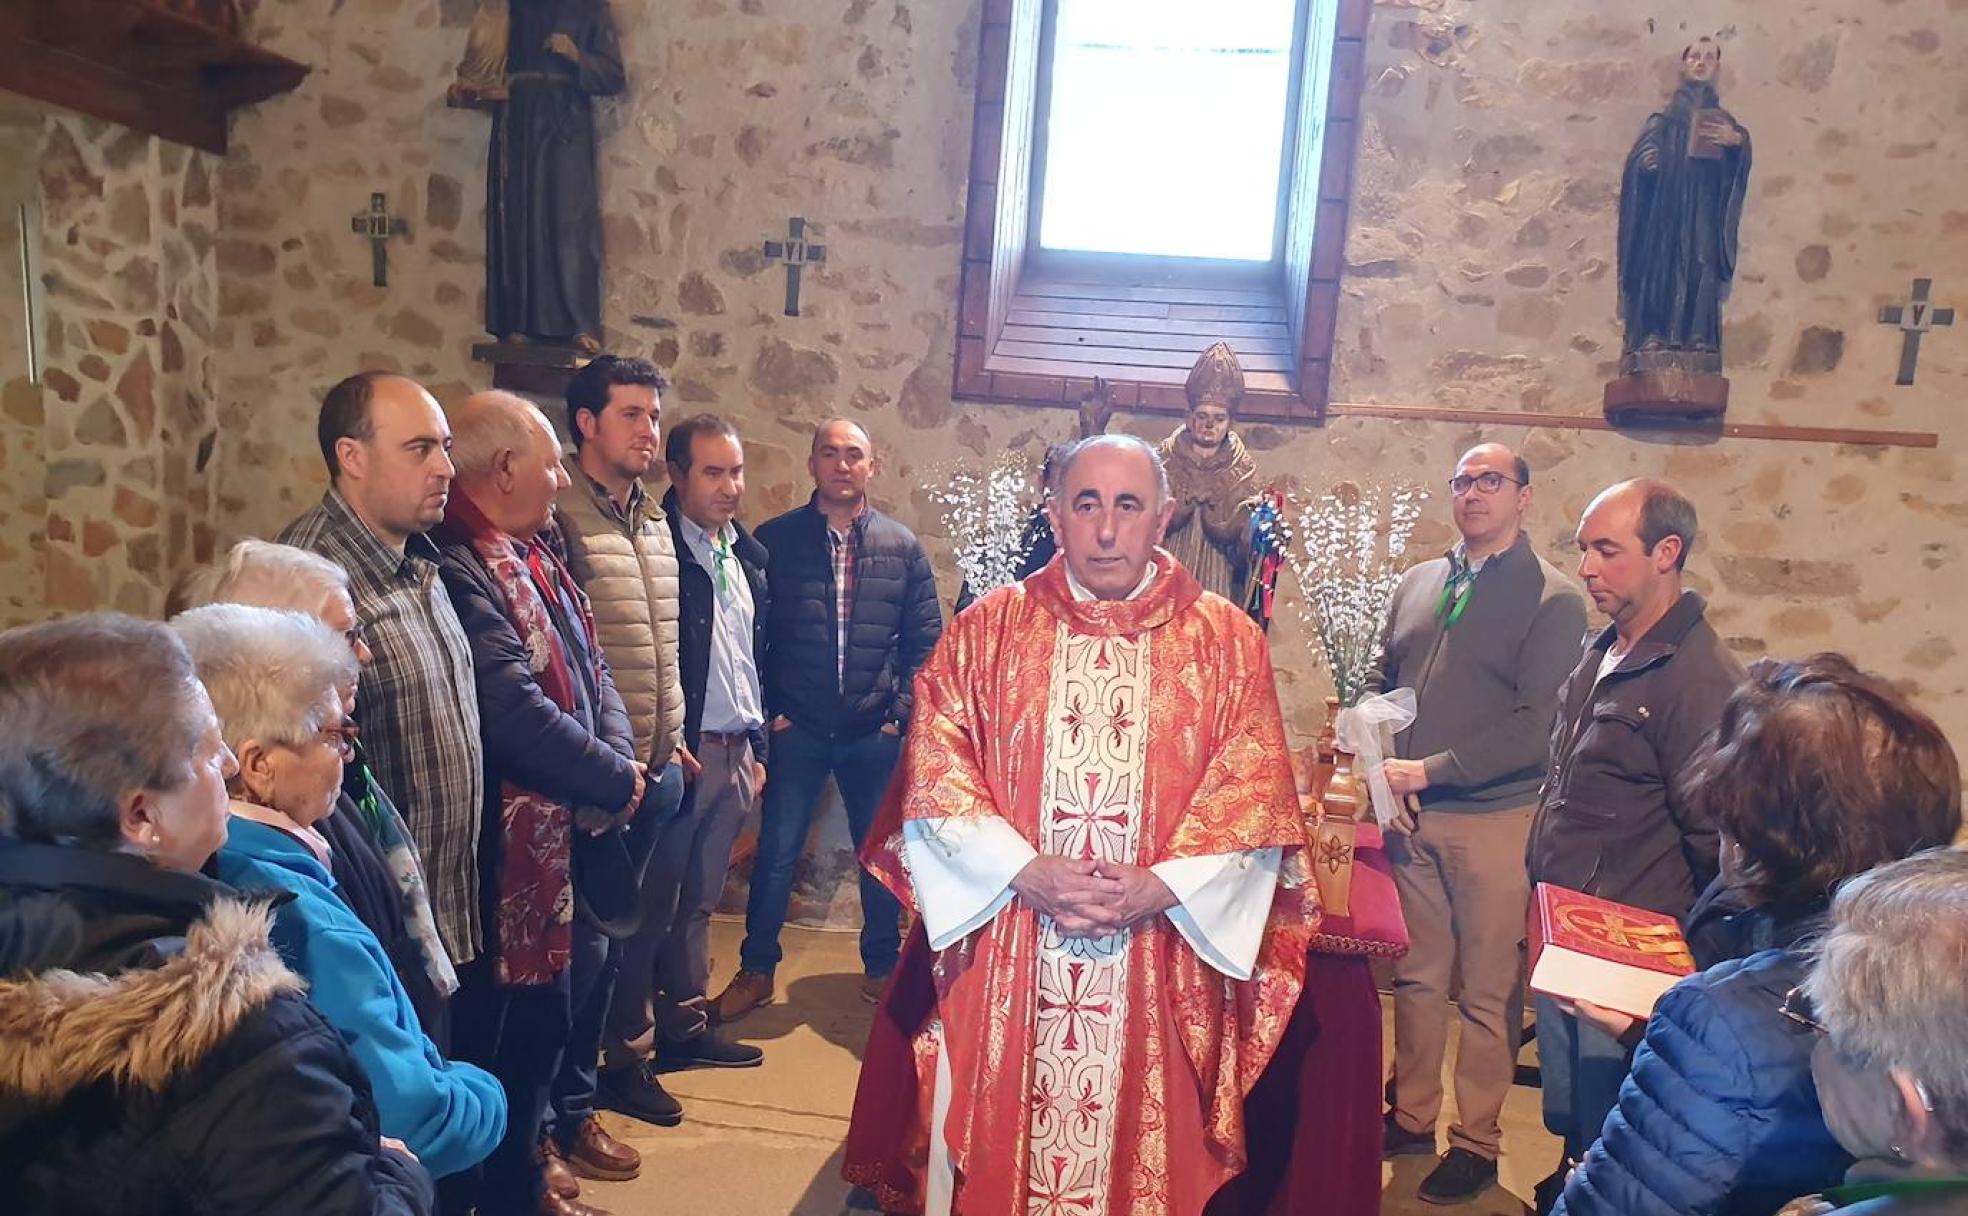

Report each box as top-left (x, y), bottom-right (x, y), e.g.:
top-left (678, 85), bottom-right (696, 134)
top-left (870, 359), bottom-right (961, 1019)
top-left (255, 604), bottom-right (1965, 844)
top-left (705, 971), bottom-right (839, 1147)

top-left (0, 613), bottom-right (432, 1216)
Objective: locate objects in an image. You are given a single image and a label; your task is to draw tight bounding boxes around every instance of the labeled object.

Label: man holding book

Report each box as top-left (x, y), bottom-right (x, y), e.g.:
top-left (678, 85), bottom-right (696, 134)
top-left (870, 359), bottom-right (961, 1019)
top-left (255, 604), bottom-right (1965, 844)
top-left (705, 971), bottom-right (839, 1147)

top-left (1526, 478), bottom-right (1743, 1210)
top-left (1370, 443), bottom-right (1588, 1206)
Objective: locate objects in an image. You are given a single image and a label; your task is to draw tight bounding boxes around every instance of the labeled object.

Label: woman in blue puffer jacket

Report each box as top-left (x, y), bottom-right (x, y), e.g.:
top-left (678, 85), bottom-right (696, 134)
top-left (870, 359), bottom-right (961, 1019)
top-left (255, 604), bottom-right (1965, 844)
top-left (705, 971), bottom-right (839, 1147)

top-left (1554, 653), bottom-right (1962, 1216)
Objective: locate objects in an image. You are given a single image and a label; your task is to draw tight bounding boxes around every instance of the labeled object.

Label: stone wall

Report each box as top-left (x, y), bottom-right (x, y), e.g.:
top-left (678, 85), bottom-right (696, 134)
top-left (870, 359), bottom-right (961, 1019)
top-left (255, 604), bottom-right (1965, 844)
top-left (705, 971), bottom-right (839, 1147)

top-left (0, 97), bottom-right (45, 625)
top-left (213, 0), bottom-right (1968, 735)
top-left (1322, 0), bottom-right (1968, 731)
top-left (1, 110), bottom-right (224, 625)
top-left (144, 0), bottom-right (1968, 921)
top-left (209, 0), bottom-right (487, 534)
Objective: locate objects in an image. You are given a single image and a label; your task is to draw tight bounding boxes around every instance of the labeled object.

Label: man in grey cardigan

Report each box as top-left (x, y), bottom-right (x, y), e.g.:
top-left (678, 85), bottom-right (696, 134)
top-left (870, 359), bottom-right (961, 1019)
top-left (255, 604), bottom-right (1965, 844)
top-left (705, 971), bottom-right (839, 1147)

top-left (1369, 443), bottom-right (1589, 1206)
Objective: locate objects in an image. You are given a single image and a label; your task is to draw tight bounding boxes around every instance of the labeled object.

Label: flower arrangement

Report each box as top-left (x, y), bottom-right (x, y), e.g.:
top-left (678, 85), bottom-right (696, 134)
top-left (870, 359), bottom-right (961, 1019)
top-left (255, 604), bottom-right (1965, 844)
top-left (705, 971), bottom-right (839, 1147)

top-left (1270, 481), bottom-right (1428, 706)
top-left (926, 453), bottom-right (1043, 597)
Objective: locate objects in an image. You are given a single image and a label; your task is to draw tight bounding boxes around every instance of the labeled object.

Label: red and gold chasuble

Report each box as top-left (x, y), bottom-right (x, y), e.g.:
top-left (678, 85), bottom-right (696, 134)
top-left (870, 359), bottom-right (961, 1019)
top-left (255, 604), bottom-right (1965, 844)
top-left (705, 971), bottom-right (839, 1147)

top-left (845, 554), bottom-right (1319, 1215)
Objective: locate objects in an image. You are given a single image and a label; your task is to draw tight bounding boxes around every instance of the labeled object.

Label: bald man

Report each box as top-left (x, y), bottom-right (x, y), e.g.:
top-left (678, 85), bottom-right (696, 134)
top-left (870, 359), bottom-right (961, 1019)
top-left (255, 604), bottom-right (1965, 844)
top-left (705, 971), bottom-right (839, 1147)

top-left (1526, 479), bottom-right (1742, 1201)
top-left (281, 373), bottom-right (486, 1011)
top-left (844, 434), bottom-right (1315, 1215)
top-left (713, 418), bottom-right (944, 1021)
top-left (432, 392), bottom-right (653, 1213)
top-left (1368, 444), bottom-right (1588, 1205)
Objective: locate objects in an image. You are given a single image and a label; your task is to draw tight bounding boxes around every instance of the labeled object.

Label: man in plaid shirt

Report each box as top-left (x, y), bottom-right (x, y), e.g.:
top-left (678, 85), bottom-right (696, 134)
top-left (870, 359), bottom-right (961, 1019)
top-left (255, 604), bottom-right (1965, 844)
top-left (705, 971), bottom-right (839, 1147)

top-left (715, 419), bottom-right (943, 1020)
top-left (282, 372), bottom-right (485, 1038)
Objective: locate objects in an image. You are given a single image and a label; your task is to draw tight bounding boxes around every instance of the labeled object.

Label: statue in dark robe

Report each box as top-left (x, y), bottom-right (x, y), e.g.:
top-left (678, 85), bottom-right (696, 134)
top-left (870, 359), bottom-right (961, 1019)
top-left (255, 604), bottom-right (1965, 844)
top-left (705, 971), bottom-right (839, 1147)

top-left (481, 0), bottom-right (623, 352)
top-left (1615, 38), bottom-right (1751, 375)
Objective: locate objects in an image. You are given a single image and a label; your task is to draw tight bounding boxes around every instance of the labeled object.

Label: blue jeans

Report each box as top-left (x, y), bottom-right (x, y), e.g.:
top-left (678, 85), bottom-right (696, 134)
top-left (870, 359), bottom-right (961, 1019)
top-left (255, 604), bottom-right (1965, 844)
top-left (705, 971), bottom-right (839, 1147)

top-left (551, 761), bottom-right (685, 1142)
top-left (740, 721), bottom-right (902, 978)
top-left (1534, 993), bottom-right (1633, 1163)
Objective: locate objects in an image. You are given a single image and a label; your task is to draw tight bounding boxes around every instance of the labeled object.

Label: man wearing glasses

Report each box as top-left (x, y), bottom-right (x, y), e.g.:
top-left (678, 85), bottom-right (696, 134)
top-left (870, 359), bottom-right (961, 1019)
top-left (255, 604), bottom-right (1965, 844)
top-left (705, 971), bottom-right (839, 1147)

top-left (1369, 443), bottom-right (1588, 1205)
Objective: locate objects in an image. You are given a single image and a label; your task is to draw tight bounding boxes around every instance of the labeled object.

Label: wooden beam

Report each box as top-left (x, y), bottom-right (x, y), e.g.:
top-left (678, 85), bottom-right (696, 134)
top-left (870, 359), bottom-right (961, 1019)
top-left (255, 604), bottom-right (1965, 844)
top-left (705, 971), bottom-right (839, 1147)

top-left (1325, 401), bottom-right (1940, 449)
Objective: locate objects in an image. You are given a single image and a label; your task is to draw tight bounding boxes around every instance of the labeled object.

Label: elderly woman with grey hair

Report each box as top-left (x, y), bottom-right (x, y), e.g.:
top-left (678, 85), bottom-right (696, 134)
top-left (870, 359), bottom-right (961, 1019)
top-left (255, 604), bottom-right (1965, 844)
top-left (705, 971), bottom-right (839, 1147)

top-left (176, 538), bottom-right (456, 1035)
top-left (1777, 850), bottom-right (1968, 1215)
top-left (177, 603), bottom-right (506, 1182)
top-left (0, 613), bottom-right (432, 1215)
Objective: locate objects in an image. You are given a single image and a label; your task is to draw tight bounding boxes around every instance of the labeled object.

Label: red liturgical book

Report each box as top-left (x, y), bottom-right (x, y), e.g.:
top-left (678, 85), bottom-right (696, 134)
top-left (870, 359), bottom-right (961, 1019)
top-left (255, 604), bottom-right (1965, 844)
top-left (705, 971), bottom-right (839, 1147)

top-left (1529, 883), bottom-right (1697, 1019)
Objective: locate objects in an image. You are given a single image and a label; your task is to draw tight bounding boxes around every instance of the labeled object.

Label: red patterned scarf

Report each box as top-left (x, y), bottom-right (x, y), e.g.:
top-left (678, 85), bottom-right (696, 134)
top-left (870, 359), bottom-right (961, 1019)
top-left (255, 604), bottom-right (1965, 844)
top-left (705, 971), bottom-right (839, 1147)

top-left (440, 488), bottom-right (597, 986)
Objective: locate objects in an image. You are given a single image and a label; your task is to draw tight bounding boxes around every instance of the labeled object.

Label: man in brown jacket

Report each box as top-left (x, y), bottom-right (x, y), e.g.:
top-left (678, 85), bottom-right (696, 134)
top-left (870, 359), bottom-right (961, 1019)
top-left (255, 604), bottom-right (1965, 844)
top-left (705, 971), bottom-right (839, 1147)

top-left (550, 355), bottom-right (691, 1186)
top-left (1527, 478), bottom-right (1743, 1210)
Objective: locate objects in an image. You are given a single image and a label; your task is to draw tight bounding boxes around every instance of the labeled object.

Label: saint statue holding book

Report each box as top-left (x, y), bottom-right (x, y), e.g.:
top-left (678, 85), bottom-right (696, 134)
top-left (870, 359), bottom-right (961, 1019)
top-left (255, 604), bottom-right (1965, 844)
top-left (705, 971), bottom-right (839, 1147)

top-left (1615, 38), bottom-right (1752, 374)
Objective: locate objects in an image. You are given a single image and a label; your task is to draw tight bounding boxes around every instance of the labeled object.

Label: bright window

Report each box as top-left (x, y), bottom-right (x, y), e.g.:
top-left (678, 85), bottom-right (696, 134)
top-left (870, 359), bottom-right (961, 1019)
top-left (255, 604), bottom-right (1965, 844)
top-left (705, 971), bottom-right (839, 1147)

top-left (1035, 0), bottom-right (1301, 262)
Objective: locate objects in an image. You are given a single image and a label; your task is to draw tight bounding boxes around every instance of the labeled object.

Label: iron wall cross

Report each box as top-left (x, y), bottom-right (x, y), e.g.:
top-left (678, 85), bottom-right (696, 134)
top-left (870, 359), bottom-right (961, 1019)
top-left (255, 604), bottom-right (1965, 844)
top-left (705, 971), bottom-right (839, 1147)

top-left (1878, 278), bottom-right (1955, 386)
top-left (351, 193), bottom-right (409, 288)
top-left (763, 217), bottom-right (826, 316)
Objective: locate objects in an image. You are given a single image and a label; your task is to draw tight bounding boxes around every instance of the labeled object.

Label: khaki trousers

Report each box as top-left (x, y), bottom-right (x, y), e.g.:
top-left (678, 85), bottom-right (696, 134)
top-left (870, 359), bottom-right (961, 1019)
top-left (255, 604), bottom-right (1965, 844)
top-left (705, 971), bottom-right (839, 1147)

top-left (605, 734), bottom-right (756, 1066)
top-left (1387, 804), bottom-right (1534, 1160)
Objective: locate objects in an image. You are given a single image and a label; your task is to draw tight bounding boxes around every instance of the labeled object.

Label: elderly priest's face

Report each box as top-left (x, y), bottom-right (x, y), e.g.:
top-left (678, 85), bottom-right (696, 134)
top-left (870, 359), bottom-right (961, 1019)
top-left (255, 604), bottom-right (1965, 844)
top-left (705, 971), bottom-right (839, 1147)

top-left (1049, 441), bottom-right (1175, 601)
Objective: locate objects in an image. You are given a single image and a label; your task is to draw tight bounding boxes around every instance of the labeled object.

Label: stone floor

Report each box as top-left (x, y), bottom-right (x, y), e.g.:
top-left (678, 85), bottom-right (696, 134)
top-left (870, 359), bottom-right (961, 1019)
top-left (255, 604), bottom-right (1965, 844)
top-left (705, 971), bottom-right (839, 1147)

top-left (573, 920), bottom-right (1555, 1215)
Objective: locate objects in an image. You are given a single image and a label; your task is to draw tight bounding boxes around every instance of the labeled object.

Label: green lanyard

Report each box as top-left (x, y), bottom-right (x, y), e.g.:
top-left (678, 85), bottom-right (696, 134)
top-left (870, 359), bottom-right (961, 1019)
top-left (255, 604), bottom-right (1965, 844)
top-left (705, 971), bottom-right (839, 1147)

top-left (711, 533), bottom-right (733, 596)
top-left (1434, 564), bottom-right (1477, 627)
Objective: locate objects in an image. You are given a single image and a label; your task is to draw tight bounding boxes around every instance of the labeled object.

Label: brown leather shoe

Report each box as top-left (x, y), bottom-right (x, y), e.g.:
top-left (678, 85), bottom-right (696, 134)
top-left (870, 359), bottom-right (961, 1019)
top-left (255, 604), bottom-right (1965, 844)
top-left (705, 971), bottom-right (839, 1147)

top-left (712, 968), bottom-right (775, 1022)
top-left (538, 1138), bottom-right (581, 1199)
top-left (564, 1114), bottom-right (641, 1182)
top-left (860, 972), bottom-right (890, 1005)
top-left (542, 1194), bottom-right (613, 1216)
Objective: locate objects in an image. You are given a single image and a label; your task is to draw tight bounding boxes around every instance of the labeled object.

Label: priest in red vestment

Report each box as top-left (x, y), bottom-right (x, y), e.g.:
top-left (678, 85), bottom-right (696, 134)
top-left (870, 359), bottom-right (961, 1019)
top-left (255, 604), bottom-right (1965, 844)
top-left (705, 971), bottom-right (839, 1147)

top-left (842, 434), bottom-right (1320, 1216)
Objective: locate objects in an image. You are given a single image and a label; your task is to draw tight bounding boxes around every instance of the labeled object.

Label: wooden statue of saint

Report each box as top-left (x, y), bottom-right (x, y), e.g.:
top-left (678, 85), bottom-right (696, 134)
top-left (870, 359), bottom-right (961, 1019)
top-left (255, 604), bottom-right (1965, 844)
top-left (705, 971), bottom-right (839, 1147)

top-left (1160, 343), bottom-right (1260, 604)
top-left (454, 0), bottom-right (624, 353)
top-left (1606, 37), bottom-right (1752, 422)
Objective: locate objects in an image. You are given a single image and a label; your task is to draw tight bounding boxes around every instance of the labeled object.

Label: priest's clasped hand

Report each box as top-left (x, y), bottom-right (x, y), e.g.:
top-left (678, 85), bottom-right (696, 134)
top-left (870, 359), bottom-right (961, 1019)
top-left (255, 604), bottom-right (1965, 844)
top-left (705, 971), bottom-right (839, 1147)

top-left (1011, 855), bottom-right (1177, 938)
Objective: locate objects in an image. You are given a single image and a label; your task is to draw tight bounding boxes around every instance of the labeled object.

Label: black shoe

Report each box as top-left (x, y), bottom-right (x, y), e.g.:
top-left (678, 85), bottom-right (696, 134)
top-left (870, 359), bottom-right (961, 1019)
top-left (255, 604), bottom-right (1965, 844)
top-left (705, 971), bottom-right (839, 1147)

top-left (1384, 1113), bottom-right (1437, 1158)
top-left (656, 1030), bottom-right (765, 1070)
top-left (1419, 1148), bottom-right (1498, 1205)
top-left (1533, 1163), bottom-right (1572, 1216)
top-left (596, 1061), bottom-right (683, 1127)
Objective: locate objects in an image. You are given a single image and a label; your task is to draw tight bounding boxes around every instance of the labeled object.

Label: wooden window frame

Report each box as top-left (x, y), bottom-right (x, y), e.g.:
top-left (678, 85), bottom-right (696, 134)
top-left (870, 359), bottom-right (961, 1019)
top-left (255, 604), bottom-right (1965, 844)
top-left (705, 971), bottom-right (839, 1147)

top-left (954, 0), bottom-right (1367, 423)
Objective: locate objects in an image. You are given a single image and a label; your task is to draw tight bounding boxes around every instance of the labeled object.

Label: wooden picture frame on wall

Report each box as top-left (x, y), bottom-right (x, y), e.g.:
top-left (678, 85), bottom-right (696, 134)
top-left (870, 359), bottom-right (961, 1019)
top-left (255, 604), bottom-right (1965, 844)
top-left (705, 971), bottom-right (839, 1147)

top-left (953, 0), bottom-right (1368, 423)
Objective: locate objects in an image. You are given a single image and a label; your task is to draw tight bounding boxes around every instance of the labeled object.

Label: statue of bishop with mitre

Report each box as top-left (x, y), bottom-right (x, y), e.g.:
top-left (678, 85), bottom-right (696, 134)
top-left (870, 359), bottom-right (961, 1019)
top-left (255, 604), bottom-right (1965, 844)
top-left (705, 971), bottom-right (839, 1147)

top-left (1159, 341), bottom-right (1261, 604)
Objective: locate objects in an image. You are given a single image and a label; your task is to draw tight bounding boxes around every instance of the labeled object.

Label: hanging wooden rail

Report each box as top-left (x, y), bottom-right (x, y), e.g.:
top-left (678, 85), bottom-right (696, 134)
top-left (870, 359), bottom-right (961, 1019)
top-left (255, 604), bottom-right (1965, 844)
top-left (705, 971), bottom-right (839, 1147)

top-left (1324, 401), bottom-right (1940, 450)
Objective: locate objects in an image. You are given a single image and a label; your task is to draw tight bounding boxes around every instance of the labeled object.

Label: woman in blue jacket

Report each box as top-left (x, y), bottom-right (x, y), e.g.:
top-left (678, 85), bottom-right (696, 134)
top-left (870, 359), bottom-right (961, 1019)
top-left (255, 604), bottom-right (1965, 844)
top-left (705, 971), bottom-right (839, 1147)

top-left (1554, 653), bottom-right (1961, 1216)
top-left (175, 604), bottom-right (507, 1180)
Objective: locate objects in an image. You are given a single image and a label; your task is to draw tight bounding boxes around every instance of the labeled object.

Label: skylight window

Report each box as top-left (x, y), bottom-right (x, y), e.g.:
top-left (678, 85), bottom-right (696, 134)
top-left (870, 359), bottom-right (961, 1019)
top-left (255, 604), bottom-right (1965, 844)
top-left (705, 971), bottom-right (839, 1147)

top-left (1034, 0), bottom-right (1301, 262)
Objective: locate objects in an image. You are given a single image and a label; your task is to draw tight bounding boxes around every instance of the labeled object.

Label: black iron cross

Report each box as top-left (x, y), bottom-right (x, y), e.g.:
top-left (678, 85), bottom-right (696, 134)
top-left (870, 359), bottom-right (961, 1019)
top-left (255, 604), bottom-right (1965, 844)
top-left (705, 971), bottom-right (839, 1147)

top-left (1878, 278), bottom-right (1955, 386)
top-left (351, 192), bottom-right (409, 288)
top-left (762, 217), bottom-right (826, 317)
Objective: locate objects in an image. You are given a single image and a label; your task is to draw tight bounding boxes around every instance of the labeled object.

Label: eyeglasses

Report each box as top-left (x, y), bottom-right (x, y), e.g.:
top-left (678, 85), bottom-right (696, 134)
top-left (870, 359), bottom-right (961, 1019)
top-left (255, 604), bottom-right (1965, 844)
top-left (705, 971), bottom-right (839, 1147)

top-left (1779, 985), bottom-right (1827, 1036)
top-left (300, 724), bottom-right (357, 762)
top-left (1449, 471), bottom-right (1524, 497)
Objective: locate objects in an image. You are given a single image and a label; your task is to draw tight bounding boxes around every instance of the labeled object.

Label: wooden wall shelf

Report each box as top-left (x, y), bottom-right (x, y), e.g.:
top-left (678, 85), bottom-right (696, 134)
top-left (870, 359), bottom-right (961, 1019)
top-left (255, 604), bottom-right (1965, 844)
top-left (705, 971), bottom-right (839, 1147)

top-left (0, 0), bottom-right (308, 155)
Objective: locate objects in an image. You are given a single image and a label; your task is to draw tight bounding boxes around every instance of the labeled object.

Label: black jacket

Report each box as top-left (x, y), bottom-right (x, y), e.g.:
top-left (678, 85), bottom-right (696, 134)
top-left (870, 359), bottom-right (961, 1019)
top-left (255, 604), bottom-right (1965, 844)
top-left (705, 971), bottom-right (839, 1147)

top-left (0, 842), bottom-right (433, 1216)
top-left (319, 795), bottom-right (444, 1033)
top-left (754, 496), bottom-right (943, 739)
top-left (663, 489), bottom-right (770, 758)
top-left (437, 535), bottom-right (642, 938)
top-left (1528, 591), bottom-right (1745, 919)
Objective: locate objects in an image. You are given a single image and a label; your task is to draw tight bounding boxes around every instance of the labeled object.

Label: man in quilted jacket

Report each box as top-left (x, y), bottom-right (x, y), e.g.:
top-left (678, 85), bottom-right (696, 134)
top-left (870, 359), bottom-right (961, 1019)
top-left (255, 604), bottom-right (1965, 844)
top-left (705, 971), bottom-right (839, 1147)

top-left (551, 356), bottom-right (690, 1186)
